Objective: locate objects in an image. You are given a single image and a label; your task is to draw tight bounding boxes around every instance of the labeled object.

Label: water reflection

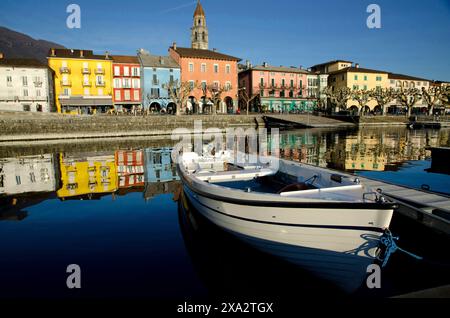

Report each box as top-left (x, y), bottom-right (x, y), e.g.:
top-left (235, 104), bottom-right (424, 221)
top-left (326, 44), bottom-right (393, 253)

top-left (0, 128), bottom-right (449, 201)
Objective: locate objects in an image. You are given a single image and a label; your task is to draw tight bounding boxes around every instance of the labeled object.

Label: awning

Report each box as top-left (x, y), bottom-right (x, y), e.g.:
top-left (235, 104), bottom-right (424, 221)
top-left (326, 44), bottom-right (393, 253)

top-left (59, 97), bottom-right (113, 107)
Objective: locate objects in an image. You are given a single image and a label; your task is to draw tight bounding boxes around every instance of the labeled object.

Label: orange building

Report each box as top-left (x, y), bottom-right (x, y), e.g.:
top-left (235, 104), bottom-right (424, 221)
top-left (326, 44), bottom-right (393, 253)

top-left (168, 1), bottom-right (240, 114)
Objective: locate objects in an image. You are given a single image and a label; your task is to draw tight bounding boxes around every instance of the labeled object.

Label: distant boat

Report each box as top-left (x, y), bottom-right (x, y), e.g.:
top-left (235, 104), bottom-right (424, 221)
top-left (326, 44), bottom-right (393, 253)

top-left (177, 151), bottom-right (396, 292)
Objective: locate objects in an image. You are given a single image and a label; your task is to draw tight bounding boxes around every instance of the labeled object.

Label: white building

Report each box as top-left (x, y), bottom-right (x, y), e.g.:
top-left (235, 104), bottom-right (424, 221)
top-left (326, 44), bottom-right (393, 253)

top-left (307, 72), bottom-right (329, 108)
top-left (0, 154), bottom-right (58, 196)
top-left (387, 73), bottom-right (430, 112)
top-left (0, 54), bottom-right (55, 112)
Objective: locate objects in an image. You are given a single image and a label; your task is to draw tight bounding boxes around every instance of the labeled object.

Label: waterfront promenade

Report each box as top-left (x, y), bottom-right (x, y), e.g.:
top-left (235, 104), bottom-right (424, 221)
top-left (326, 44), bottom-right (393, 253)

top-left (2, 111), bottom-right (450, 142)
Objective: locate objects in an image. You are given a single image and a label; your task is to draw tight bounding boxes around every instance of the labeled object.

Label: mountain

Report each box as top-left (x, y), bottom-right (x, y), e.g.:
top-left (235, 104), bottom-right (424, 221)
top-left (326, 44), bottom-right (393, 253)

top-left (0, 26), bottom-right (65, 63)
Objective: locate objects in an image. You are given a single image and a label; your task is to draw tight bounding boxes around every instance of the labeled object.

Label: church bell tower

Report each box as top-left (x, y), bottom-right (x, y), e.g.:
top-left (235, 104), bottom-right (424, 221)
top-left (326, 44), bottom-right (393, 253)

top-left (191, 0), bottom-right (209, 50)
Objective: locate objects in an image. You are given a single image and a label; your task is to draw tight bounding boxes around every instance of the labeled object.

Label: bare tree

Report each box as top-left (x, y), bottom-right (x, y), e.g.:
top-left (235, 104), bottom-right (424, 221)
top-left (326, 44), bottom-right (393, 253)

top-left (204, 83), bottom-right (232, 115)
top-left (440, 86), bottom-right (450, 110)
top-left (238, 87), bottom-right (260, 115)
top-left (163, 80), bottom-right (194, 116)
top-left (421, 86), bottom-right (443, 116)
top-left (351, 89), bottom-right (372, 116)
top-left (396, 85), bottom-right (422, 117)
top-left (369, 88), bottom-right (396, 115)
top-left (323, 86), bottom-right (352, 112)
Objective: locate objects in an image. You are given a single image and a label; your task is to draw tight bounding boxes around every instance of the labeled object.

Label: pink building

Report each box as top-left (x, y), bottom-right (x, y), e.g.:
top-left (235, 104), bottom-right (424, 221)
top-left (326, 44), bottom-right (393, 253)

top-left (239, 63), bottom-right (313, 112)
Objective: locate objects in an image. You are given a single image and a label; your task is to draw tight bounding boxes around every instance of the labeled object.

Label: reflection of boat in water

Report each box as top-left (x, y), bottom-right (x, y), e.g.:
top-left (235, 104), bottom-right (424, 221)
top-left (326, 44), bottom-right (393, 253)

top-left (177, 151), bottom-right (396, 292)
top-left (177, 190), bottom-right (344, 297)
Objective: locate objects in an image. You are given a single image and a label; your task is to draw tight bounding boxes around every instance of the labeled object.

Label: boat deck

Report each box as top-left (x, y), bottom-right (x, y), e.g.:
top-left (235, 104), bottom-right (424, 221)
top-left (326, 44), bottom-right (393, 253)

top-left (358, 176), bottom-right (450, 234)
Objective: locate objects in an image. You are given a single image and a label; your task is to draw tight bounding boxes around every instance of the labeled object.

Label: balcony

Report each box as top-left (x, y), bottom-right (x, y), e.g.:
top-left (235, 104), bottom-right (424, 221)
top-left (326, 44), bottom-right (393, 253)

top-left (95, 68), bottom-right (105, 75)
top-left (60, 67), bottom-right (71, 74)
top-left (33, 81), bottom-right (43, 87)
top-left (96, 81), bottom-right (106, 87)
top-left (82, 81), bottom-right (92, 87)
top-left (60, 80), bottom-right (72, 86)
top-left (82, 68), bottom-right (91, 74)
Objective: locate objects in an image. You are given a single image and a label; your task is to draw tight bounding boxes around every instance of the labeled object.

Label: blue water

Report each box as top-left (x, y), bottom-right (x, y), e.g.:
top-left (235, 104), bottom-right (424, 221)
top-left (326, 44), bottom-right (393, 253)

top-left (1, 127), bottom-right (449, 299)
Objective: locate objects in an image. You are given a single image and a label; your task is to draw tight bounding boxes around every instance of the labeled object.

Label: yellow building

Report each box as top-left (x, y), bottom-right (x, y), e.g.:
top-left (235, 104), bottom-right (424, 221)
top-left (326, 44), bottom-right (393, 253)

top-left (328, 65), bottom-right (389, 113)
top-left (57, 153), bottom-right (118, 199)
top-left (48, 48), bottom-right (113, 114)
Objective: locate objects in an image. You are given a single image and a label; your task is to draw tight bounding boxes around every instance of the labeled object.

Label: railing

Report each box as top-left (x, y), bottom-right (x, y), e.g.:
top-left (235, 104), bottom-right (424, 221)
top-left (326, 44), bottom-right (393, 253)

top-left (82, 81), bottom-right (92, 87)
top-left (82, 68), bottom-right (91, 74)
top-left (33, 81), bottom-right (43, 87)
top-left (96, 82), bottom-right (106, 87)
top-left (60, 67), bottom-right (71, 74)
top-left (95, 68), bottom-right (105, 74)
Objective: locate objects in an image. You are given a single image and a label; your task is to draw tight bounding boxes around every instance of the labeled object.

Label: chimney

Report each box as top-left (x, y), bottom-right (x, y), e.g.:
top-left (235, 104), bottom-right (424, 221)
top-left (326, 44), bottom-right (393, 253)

top-left (355, 63), bottom-right (360, 68)
top-left (0, 52), bottom-right (3, 59)
top-left (212, 48), bottom-right (217, 52)
top-left (51, 48), bottom-right (55, 56)
top-left (105, 51), bottom-right (110, 59)
top-left (80, 50), bottom-right (84, 58)
top-left (172, 42), bottom-right (177, 50)
top-left (245, 60), bottom-right (250, 69)
top-left (263, 62), bottom-right (268, 67)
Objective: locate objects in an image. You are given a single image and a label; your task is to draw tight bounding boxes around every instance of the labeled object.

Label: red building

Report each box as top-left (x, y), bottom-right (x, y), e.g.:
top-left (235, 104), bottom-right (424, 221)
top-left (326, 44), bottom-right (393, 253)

top-left (112, 55), bottom-right (141, 111)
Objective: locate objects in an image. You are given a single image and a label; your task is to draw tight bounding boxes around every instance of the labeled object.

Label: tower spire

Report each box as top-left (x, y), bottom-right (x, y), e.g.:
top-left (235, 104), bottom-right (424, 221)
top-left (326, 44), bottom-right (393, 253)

top-left (191, 0), bottom-right (208, 50)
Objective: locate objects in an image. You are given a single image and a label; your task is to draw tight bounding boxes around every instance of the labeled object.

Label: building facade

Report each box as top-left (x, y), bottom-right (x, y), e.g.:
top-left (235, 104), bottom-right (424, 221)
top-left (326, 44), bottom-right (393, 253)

top-left (168, 0), bottom-right (240, 114)
top-left (115, 150), bottom-right (144, 189)
top-left (387, 73), bottom-right (430, 114)
top-left (48, 49), bottom-right (113, 114)
top-left (112, 55), bottom-right (141, 112)
top-left (0, 56), bottom-right (54, 112)
top-left (306, 73), bottom-right (329, 110)
top-left (328, 65), bottom-right (389, 113)
top-left (138, 49), bottom-right (181, 113)
top-left (238, 64), bottom-right (311, 113)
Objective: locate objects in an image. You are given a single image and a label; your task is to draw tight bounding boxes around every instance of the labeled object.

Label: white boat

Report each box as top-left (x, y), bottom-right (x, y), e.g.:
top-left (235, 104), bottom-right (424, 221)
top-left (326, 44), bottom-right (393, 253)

top-left (176, 151), bottom-right (396, 292)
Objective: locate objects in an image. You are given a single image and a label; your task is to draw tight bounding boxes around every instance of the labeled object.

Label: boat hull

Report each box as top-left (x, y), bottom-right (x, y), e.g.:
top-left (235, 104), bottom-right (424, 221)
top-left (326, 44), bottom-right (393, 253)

top-left (183, 186), bottom-right (392, 293)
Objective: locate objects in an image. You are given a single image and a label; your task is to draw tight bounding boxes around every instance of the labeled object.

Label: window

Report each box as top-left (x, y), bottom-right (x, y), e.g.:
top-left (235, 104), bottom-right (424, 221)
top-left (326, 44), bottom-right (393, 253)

top-left (22, 105), bottom-right (30, 111)
top-left (364, 75), bottom-right (368, 81)
top-left (123, 67), bottom-right (130, 76)
top-left (133, 90), bottom-right (140, 101)
top-left (363, 85), bottom-right (367, 90)
top-left (226, 64), bottom-right (230, 74)
top-left (281, 79), bottom-right (285, 87)
top-left (132, 79), bottom-right (140, 88)
top-left (390, 80), bottom-right (395, 84)
top-left (152, 74), bottom-right (158, 85)
top-left (201, 63), bottom-right (206, 72)
top-left (132, 67), bottom-right (139, 76)
top-left (97, 75), bottom-right (104, 85)
top-left (36, 89), bottom-right (41, 97)
top-left (271, 78), bottom-right (275, 87)
top-left (189, 63), bottom-right (194, 72)
top-left (201, 81), bottom-right (207, 91)
top-left (213, 81), bottom-right (220, 89)
top-left (123, 78), bottom-right (131, 88)
top-left (6, 76), bottom-right (12, 87)
top-left (169, 75), bottom-right (174, 83)
top-left (98, 88), bottom-right (103, 96)
top-left (376, 76), bottom-right (382, 81)
top-left (124, 90), bottom-right (131, 101)
top-left (189, 81), bottom-right (195, 90)
top-left (225, 82), bottom-right (231, 90)
top-left (260, 78), bottom-right (264, 86)
top-left (115, 90), bottom-right (121, 101)
top-left (84, 88), bottom-right (90, 95)
top-left (22, 76), bottom-right (28, 86)
top-left (114, 78), bottom-right (121, 88)
top-left (214, 64), bottom-right (219, 73)
top-left (353, 85), bottom-right (359, 90)
top-left (63, 88), bottom-right (70, 96)
top-left (16, 175), bottom-right (21, 185)
top-left (354, 75), bottom-right (358, 81)
top-left (290, 80), bottom-right (294, 88)
top-left (151, 88), bottom-right (160, 97)
top-left (114, 66), bottom-right (121, 76)
top-left (23, 89), bottom-right (28, 97)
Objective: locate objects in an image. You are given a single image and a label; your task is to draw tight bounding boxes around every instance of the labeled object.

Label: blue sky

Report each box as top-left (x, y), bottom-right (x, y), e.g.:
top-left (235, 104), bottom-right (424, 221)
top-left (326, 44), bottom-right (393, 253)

top-left (1, 0), bottom-right (449, 80)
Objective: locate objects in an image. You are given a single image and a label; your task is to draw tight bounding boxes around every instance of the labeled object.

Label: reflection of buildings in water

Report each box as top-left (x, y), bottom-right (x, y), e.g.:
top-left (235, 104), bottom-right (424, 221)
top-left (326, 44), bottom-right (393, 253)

top-left (144, 148), bottom-right (179, 183)
top-left (144, 180), bottom-right (181, 202)
top-left (57, 152), bottom-right (118, 199)
top-left (328, 134), bottom-right (386, 171)
top-left (327, 129), bottom-right (446, 172)
top-left (115, 150), bottom-right (145, 189)
top-left (0, 154), bottom-right (58, 196)
top-left (279, 134), bottom-right (328, 167)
